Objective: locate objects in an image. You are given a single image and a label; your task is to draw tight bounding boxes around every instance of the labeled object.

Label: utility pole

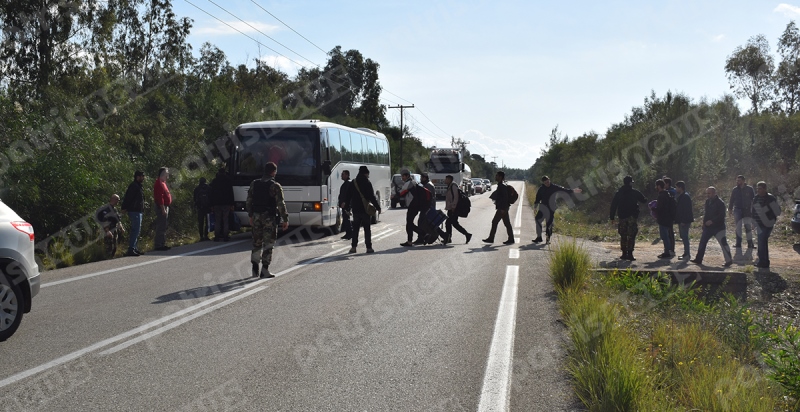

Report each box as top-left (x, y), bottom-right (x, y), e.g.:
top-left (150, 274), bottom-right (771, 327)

top-left (388, 104), bottom-right (414, 170)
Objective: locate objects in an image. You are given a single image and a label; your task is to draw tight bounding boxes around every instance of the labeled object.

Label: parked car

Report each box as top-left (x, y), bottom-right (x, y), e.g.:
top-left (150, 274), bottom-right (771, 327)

top-left (471, 178), bottom-right (484, 194)
top-left (391, 173), bottom-right (421, 208)
top-left (0, 200), bottom-right (39, 342)
top-left (483, 178), bottom-right (492, 191)
top-left (792, 199), bottom-right (800, 234)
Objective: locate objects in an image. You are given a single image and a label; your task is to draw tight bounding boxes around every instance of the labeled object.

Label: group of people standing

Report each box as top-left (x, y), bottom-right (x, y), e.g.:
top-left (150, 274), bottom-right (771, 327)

top-left (610, 174), bottom-right (782, 268)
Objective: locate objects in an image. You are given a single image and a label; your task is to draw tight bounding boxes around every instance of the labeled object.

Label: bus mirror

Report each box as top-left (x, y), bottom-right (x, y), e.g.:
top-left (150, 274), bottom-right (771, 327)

top-left (322, 160), bottom-right (332, 175)
top-left (461, 163), bottom-right (465, 172)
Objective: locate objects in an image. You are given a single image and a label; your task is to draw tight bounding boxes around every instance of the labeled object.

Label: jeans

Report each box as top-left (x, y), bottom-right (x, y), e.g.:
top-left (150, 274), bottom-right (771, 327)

top-left (127, 212), bottom-right (142, 252)
top-left (756, 224), bottom-right (772, 267)
top-left (535, 207), bottom-right (554, 238)
top-left (659, 224), bottom-right (672, 253)
top-left (695, 226), bottom-right (732, 263)
top-left (445, 209), bottom-right (469, 241)
top-left (197, 209), bottom-right (209, 238)
top-left (678, 223), bottom-right (691, 256)
top-left (733, 208), bottom-right (753, 246)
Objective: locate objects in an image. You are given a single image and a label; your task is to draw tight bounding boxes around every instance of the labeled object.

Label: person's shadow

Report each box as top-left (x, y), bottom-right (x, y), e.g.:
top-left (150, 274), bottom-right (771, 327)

top-left (153, 278), bottom-right (253, 304)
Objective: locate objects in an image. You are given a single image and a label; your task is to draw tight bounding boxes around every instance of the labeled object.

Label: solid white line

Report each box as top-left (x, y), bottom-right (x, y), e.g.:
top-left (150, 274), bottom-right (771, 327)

top-left (41, 240), bottom-right (249, 288)
top-left (514, 182), bottom-right (524, 228)
top-left (509, 249), bottom-right (519, 259)
top-left (100, 286), bottom-right (267, 355)
top-left (478, 265), bottom-right (520, 412)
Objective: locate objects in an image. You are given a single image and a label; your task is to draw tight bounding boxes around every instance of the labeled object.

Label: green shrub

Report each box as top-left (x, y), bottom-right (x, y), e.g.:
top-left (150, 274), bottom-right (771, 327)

top-left (549, 239), bottom-right (591, 295)
top-left (762, 323), bottom-right (800, 407)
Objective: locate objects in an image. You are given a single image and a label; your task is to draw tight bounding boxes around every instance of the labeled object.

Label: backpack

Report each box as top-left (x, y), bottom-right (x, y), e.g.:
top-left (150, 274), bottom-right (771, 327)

top-left (507, 184), bottom-right (519, 205)
top-left (195, 185), bottom-right (210, 210)
top-left (455, 186), bottom-right (471, 217)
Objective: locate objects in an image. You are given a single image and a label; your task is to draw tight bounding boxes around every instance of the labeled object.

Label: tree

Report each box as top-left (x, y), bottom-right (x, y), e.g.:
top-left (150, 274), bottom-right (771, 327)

top-left (725, 34), bottom-right (775, 114)
top-left (776, 21), bottom-right (800, 114)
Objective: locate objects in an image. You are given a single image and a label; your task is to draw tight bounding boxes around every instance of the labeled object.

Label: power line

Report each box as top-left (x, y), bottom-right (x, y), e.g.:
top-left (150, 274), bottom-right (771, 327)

top-left (206, 0), bottom-right (320, 67)
top-left (413, 107), bottom-right (451, 138)
top-left (405, 112), bottom-right (449, 141)
top-left (183, 0), bottom-right (308, 69)
top-left (249, 0), bottom-right (329, 55)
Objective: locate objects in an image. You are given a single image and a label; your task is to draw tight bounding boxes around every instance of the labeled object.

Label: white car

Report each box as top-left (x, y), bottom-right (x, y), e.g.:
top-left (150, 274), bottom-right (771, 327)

top-left (0, 200), bottom-right (39, 341)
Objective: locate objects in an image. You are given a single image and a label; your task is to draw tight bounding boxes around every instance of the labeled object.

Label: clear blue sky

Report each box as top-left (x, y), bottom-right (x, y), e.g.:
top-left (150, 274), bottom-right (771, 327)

top-left (174, 0), bottom-right (798, 169)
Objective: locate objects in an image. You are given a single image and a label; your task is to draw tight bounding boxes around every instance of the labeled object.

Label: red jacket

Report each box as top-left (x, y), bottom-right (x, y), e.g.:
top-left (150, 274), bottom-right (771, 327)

top-left (154, 179), bottom-right (172, 206)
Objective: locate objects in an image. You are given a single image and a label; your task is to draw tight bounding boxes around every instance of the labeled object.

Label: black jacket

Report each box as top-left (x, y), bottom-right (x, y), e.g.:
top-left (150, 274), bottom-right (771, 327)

top-left (490, 182), bottom-right (511, 210)
top-left (609, 185), bottom-right (647, 220)
top-left (121, 180), bottom-right (144, 213)
top-left (348, 174), bottom-right (380, 215)
top-left (703, 196), bottom-right (727, 232)
top-left (193, 183), bottom-right (211, 212)
top-left (210, 172), bottom-right (234, 206)
top-left (535, 183), bottom-right (574, 212)
top-left (656, 190), bottom-right (676, 226)
top-left (729, 185), bottom-right (755, 216)
top-left (674, 192), bottom-right (694, 224)
top-left (338, 179), bottom-right (353, 209)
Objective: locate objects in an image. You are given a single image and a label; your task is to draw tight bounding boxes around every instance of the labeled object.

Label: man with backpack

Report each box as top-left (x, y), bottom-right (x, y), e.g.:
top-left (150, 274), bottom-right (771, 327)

top-left (484, 171), bottom-right (516, 245)
top-left (532, 175), bottom-right (582, 244)
top-left (444, 175), bottom-right (472, 244)
top-left (399, 170), bottom-right (426, 246)
top-left (655, 179), bottom-right (676, 259)
top-left (193, 177), bottom-right (211, 241)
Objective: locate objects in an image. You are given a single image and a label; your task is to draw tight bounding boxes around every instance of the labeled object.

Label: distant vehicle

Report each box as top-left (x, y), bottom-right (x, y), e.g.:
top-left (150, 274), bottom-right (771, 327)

top-left (483, 178), bottom-right (492, 191)
top-left (472, 178), bottom-right (485, 194)
top-left (427, 148), bottom-right (472, 198)
top-left (792, 199), bottom-right (800, 234)
top-left (230, 120), bottom-right (391, 229)
top-left (0, 200), bottom-right (39, 341)
top-left (391, 173), bottom-right (421, 208)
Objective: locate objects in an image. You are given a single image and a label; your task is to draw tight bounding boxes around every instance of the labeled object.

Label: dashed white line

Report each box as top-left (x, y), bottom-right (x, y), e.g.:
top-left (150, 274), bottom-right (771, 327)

top-left (478, 265), bottom-right (520, 412)
top-left (509, 249), bottom-right (519, 259)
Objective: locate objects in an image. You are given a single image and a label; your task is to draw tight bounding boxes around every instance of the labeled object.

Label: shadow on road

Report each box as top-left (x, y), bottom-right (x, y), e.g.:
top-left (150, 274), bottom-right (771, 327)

top-left (152, 278), bottom-right (255, 304)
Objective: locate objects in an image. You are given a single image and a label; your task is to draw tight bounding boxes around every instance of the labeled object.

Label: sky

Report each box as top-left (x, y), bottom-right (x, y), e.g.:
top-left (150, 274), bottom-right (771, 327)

top-left (173, 0), bottom-right (800, 169)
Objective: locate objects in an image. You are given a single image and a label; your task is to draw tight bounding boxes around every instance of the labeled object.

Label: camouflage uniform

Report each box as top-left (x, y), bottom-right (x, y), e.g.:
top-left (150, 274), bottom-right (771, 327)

top-left (246, 176), bottom-right (288, 270)
top-left (617, 216), bottom-right (638, 253)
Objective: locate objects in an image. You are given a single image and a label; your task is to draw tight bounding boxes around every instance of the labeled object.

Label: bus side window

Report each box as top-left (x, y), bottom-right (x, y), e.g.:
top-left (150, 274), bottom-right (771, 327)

top-left (340, 129), bottom-right (352, 162)
top-left (365, 135), bottom-right (377, 164)
top-left (329, 128), bottom-right (342, 165)
top-left (350, 132), bottom-right (363, 163)
top-left (381, 139), bottom-right (390, 165)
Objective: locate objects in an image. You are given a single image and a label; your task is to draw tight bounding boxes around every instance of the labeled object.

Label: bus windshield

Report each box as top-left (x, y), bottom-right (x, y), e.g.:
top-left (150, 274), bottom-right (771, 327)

top-left (429, 158), bottom-right (461, 173)
top-left (235, 127), bottom-right (320, 186)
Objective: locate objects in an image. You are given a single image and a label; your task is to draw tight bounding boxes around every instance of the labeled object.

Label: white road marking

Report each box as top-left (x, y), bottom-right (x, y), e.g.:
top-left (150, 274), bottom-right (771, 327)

top-left (514, 182), bottom-right (524, 228)
top-left (42, 240), bottom-right (249, 288)
top-left (1, 229), bottom-right (399, 388)
top-left (478, 265), bottom-right (519, 412)
top-left (509, 249), bottom-right (519, 259)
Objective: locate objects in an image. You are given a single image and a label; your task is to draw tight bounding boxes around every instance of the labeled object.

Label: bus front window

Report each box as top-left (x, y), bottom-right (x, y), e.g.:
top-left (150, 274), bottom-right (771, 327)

top-left (236, 128), bottom-right (320, 186)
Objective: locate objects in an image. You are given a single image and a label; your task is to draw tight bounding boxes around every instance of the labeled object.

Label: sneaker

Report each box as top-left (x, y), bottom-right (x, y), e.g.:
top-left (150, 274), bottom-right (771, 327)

top-left (690, 259), bottom-right (702, 265)
top-left (134, 249), bottom-right (145, 255)
top-left (400, 242), bottom-right (414, 247)
top-left (348, 247), bottom-right (357, 253)
top-left (619, 253), bottom-right (627, 260)
top-left (627, 254), bottom-right (636, 261)
top-left (503, 239), bottom-right (515, 245)
top-left (546, 236), bottom-right (551, 244)
top-left (657, 253), bottom-right (671, 259)
top-left (260, 269), bottom-right (275, 279)
top-left (251, 263), bottom-right (259, 277)
top-left (532, 237), bottom-right (543, 243)
top-left (341, 235), bottom-right (352, 240)
top-left (366, 248), bottom-right (375, 254)
top-left (723, 260), bottom-right (733, 267)
top-left (125, 250), bottom-right (140, 257)
top-left (465, 233), bottom-right (472, 244)
top-left (482, 238), bottom-right (494, 243)
top-left (679, 254), bottom-right (691, 259)
top-left (412, 238), bottom-right (425, 245)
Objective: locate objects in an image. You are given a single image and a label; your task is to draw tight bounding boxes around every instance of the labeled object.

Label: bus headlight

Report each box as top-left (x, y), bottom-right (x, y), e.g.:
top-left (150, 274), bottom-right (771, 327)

top-left (301, 202), bottom-right (323, 212)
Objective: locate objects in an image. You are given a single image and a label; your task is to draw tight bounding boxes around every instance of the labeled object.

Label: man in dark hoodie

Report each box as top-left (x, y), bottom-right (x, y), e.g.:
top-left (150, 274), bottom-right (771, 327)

top-left (193, 177), bottom-right (211, 241)
top-left (751, 181), bottom-right (782, 268)
top-left (348, 166), bottom-right (381, 253)
top-left (691, 186), bottom-right (733, 266)
top-left (674, 181), bottom-right (694, 259)
top-left (338, 169), bottom-right (353, 240)
top-left (532, 175), bottom-right (582, 244)
top-left (655, 179), bottom-right (676, 259)
top-left (609, 175), bottom-right (648, 260)
top-left (210, 167), bottom-right (235, 241)
top-left (483, 171), bottom-right (515, 245)
top-left (121, 170), bottom-right (146, 256)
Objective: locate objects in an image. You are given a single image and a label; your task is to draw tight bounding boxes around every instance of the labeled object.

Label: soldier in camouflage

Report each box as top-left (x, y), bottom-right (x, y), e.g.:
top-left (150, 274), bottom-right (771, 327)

top-left (246, 162), bottom-right (289, 278)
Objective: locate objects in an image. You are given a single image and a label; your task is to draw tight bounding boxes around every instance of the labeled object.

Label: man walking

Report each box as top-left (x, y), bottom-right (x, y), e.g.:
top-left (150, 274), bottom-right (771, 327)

top-left (348, 166), bottom-right (381, 253)
top-left (674, 181), bottom-right (694, 259)
top-left (751, 181), bottom-right (782, 269)
top-left (532, 175), bottom-right (582, 244)
top-left (444, 175), bottom-right (472, 244)
top-left (609, 175), bottom-right (648, 260)
top-left (121, 170), bottom-right (145, 256)
top-left (210, 167), bottom-right (234, 242)
top-left (398, 170), bottom-right (423, 247)
top-left (153, 167), bottom-right (172, 251)
top-left (655, 179), bottom-right (676, 259)
top-left (691, 187), bottom-right (733, 266)
top-left (96, 194), bottom-right (125, 258)
top-left (484, 171), bottom-right (515, 245)
top-left (193, 177), bottom-right (211, 241)
top-left (728, 175), bottom-right (755, 249)
top-left (338, 170), bottom-right (353, 240)
top-left (247, 162), bottom-right (289, 278)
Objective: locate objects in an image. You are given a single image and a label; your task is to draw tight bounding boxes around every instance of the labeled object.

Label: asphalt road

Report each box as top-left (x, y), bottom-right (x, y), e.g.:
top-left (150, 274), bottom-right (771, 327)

top-left (0, 182), bottom-right (579, 412)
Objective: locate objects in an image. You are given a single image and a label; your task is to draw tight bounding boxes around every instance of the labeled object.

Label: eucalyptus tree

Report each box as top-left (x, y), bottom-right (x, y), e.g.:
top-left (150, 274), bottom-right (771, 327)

top-left (725, 34), bottom-right (775, 115)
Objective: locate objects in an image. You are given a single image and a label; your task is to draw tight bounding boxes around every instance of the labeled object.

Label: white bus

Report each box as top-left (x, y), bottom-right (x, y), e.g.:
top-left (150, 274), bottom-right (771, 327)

top-left (230, 120), bottom-right (391, 231)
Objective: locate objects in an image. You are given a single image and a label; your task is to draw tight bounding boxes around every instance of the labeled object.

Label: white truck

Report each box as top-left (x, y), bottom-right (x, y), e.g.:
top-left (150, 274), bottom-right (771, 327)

top-left (426, 148), bottom-right (472, 199)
